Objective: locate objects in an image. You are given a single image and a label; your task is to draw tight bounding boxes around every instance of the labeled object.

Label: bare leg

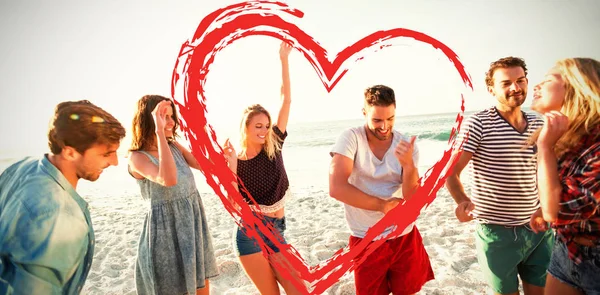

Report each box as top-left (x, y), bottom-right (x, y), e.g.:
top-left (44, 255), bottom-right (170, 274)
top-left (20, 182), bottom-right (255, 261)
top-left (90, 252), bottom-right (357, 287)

top-left (522, 281), bottom-right (544, 295)
top-left (195, 280), bottom-right (210, 295)
top-left (270, 252), bottom-right (305, 295)
top-left (239, 252), bottom-right (281, 295)
top-left (544, 274), bottom-right (583, 295)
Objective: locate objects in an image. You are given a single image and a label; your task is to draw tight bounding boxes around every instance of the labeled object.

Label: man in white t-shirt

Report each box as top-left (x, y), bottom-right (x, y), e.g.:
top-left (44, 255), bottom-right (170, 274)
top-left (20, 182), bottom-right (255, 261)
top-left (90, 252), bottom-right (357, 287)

top-left (329, 85), bottom-right (434, 295)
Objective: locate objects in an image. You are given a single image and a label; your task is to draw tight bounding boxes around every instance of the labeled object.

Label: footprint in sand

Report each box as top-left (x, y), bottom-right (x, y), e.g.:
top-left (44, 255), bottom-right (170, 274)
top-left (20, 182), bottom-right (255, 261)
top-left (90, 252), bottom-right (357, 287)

top-left (109, 263), bottom-right (127, 271)
top-left (451, 255), bottom-right (478, 273)
top-left (325, 240), bottom-right (347, 250)
top-left (215, 248), bottom-right (232, 256)
top-left (313, 249), bottom-right (334, 261)
top-left (105, 269), bottom-right (120, 278)
top-left (215, 243), bottom-right (229, 250)
top-left (439, 228), bottom-right (459, 237)
top-left (332, 231), bottom-right (350, 240)
top-left (218, 260), bottom-right (241, 277)
top-left (334, 282), bottom-right (355, 295)
top-left (297, 197), bottom-right (310, 203)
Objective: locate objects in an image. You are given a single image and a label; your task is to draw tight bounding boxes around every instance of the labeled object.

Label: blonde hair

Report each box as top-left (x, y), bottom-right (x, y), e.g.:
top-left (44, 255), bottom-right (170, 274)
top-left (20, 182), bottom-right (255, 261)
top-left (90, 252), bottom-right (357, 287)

top-left (239, 104), bottom-right (282, 160)
top-left (530, 58), bottom-right (600, 158)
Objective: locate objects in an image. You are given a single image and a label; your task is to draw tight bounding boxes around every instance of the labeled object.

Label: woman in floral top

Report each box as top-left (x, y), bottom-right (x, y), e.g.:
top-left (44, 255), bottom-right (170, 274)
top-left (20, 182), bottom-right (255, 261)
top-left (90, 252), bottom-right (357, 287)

top-left (530, 58), bottom-right (600, 294)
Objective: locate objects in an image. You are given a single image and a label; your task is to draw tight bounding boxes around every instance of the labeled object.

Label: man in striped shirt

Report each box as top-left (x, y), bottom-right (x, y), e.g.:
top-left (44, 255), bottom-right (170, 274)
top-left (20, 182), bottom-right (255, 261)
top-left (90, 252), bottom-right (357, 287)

top-left (446, 57), bottom-right (553, 295)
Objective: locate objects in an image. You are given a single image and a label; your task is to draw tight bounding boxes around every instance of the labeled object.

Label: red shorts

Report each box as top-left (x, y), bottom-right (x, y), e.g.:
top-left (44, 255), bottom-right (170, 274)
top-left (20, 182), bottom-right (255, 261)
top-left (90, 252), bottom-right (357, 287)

top-left (348, 226), bottom-right (434, 295)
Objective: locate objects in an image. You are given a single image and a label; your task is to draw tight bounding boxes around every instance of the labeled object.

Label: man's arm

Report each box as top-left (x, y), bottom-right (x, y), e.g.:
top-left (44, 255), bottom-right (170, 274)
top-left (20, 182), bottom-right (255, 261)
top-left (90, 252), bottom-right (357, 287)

top-left (445, 151), bottom-right (474, 205)
top-left (329, 153), bottom-right (397, 214)
top-left (395, 136), bottom-right (419, 201)
top-left (445, 151), bottom-right (476, 222)
top-left (445, 114), bottom-right (481, 205)
top-left (401, 166), bottom-right (419, 201)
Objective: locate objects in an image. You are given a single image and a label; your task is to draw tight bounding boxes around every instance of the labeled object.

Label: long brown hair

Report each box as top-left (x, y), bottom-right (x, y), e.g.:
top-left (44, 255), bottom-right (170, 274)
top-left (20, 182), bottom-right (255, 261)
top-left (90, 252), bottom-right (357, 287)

top-left (239, 104), bottom-right (282, 160)
top-left (529, 58), bottom-right (600, 158)
top-left (129, 95), bottom-right (179, 152)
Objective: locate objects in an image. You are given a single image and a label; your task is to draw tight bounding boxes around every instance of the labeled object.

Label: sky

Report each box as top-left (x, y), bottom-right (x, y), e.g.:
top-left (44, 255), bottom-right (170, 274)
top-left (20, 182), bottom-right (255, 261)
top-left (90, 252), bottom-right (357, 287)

top-left (1, 0), bottom-right (599, 158)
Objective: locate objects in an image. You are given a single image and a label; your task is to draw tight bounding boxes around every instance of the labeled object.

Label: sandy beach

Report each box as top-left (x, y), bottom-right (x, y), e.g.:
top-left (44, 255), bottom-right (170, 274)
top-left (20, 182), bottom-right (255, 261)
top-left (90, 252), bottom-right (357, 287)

top-left (3, 0), bottom-right (599, 293)
top-left (76, 155), bottom-right (496, 295)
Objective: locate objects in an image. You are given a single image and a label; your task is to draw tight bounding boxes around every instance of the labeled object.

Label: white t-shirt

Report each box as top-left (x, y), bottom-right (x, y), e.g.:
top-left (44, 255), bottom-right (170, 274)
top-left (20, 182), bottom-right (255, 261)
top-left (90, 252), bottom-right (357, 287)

top-left (330, 126), bottom-right (419, 239)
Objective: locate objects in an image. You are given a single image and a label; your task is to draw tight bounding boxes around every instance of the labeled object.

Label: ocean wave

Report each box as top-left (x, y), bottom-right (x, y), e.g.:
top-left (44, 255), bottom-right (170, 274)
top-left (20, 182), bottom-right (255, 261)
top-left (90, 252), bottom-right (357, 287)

top-left (285, 130), bottom-right (454, 148)
top-left (417, 130), bottom-right (453, 142)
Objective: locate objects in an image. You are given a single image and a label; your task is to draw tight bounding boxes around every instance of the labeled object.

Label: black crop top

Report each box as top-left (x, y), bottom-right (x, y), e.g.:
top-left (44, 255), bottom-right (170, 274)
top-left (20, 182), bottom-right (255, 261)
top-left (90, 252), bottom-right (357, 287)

top-left (236, 125), bottom-right (289, 206)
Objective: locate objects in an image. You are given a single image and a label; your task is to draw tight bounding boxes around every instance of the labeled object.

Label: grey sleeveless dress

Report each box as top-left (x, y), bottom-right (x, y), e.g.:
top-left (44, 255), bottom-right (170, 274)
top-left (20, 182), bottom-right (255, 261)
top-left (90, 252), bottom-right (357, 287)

top-left (134, 144), bottom-right (218, 295)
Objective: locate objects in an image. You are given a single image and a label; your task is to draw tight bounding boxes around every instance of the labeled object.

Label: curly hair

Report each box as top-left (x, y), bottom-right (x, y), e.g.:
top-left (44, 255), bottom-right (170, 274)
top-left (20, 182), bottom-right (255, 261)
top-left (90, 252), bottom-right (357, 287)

top-left (364, 85), bottom-right (396, 107)
top-left (485, 57), bottom-right (528, 87)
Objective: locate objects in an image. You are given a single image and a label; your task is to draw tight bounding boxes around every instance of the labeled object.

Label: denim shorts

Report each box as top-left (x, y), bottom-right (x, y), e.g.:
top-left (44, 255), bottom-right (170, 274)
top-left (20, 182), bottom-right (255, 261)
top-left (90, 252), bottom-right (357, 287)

top-left (234, 215), bottom-right (287, 256)
top-left (547, 239), bottom-right (600, 294)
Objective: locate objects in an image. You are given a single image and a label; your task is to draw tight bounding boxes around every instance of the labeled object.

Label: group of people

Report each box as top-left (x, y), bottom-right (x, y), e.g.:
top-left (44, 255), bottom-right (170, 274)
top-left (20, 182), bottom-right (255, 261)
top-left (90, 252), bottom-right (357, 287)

top-left (0, 40), bottom-right (598, 295)
top-left (447, 56), bottom-right (600, 295)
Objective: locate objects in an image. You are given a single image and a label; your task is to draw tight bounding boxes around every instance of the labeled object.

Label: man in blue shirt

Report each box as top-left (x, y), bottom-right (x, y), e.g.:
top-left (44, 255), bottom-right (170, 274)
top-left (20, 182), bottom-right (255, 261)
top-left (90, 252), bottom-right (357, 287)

top-left (0, 100), bottom-right (126, 294)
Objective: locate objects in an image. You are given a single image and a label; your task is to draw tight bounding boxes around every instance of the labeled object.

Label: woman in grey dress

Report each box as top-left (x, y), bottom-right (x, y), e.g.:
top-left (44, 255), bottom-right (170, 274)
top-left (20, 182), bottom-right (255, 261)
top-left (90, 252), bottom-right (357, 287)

top-left (128, 95), bottom-right (218, 295)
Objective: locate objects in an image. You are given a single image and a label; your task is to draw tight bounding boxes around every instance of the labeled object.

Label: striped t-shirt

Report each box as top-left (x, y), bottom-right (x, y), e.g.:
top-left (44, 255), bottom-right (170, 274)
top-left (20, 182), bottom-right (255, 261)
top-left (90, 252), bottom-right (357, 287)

top-left (458, 107), bottom-right (543, 226)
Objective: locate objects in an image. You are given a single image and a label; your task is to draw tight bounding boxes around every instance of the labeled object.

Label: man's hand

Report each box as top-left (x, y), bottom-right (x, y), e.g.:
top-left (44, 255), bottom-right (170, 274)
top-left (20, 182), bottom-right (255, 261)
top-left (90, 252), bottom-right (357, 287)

top-left (394, 136), bottom-right (416, 168)
top-left (455, 200), bottom-right (475, 222)
top-left (381, 198), bottom-right (402, 215)
top-left (529, 208), bottom-right (549, 233)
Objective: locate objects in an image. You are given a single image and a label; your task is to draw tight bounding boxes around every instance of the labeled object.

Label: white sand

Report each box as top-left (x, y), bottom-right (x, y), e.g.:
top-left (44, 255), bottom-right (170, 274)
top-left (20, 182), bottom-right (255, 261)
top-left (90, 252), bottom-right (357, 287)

top-left (78, 158), bottom-right (496, 295)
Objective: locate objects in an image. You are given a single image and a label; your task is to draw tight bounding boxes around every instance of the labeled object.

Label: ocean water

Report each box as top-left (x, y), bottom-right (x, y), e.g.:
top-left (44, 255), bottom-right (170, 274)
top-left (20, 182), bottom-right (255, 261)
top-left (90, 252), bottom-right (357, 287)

top-left (0, 111), bottom-right (467, 188)
top-left (2, 107), bottom-right (541, 194)
top-left (8, 106), bottom-right (542, 195)
top-left (272, 111), bottom-right (467, 193)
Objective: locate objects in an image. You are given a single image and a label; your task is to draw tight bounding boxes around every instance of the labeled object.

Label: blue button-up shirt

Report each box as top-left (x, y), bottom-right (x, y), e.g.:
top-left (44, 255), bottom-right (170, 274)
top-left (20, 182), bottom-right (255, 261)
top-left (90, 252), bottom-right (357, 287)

top-left (0, 155), bottom-right (95, 294)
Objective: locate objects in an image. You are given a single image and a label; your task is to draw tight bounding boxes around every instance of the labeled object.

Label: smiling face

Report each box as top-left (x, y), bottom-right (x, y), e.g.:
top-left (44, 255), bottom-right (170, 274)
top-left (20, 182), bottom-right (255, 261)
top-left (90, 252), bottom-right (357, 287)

top-left (73, 143), bottom-right (120, 181)
top-left (488, 66), bottom-right (528, 109)
top-left (162, 104), bottom-right (176, 138)
top-left (531, 68), bottom-right (566, 113)
top-left (245, 112), bottom-right (270, 146)
top-left (364, 104), bottom-right (395, 141)
top-left (130, 95), bottom-right (180, 151)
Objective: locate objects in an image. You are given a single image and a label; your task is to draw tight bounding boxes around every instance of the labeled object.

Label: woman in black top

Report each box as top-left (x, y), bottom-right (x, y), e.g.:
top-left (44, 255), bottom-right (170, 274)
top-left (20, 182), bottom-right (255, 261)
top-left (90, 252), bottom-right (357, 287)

top-left (223, 41), bottom-right (302, 295)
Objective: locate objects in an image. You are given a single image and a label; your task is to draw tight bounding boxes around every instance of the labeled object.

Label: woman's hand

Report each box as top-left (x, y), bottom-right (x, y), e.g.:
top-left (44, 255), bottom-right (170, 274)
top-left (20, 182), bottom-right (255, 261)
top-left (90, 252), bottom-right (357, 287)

top-left (223, 138), bottom-right (237, 171)
top-left (537, 111), bottom-right (569, 148)
top-left (151, 100), bottom-right (172, 136)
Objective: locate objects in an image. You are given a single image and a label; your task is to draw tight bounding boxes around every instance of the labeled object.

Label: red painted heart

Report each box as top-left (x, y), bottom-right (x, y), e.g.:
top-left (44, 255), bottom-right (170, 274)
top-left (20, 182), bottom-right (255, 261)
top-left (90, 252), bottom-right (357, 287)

top-left (170, 1), bottom-right (473, 294)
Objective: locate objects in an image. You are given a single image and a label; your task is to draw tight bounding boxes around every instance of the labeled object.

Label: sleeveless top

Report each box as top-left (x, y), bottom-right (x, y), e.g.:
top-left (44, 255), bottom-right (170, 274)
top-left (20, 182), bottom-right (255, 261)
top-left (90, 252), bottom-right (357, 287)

top-left (134, 144), bottom-right (198, 204)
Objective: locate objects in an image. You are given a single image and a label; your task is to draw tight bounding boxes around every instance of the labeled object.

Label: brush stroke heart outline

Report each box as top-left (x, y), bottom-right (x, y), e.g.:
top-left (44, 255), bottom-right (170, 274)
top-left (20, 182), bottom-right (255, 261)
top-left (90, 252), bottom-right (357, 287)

top-left (170, 1), bottom-right (473, 294)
